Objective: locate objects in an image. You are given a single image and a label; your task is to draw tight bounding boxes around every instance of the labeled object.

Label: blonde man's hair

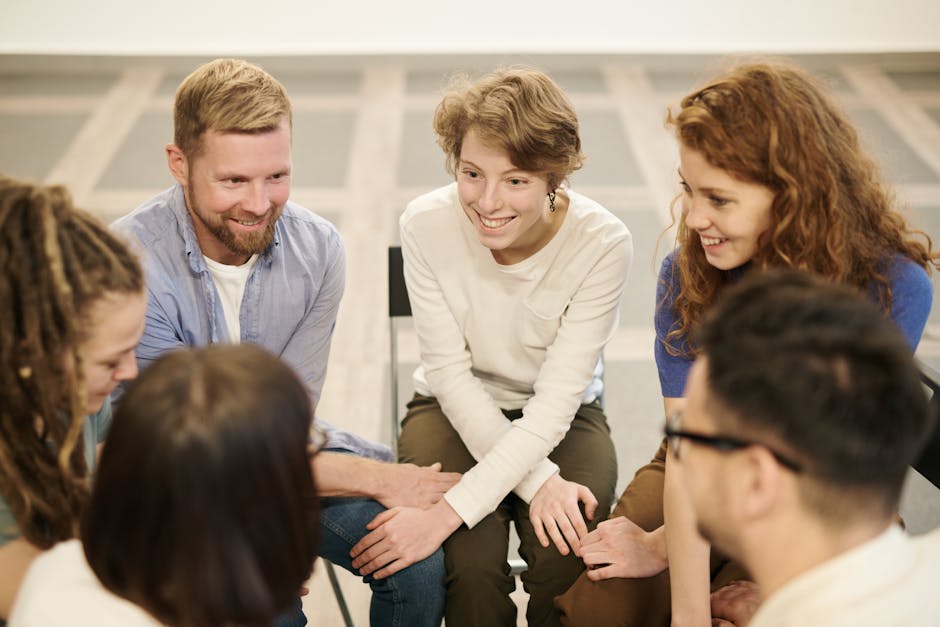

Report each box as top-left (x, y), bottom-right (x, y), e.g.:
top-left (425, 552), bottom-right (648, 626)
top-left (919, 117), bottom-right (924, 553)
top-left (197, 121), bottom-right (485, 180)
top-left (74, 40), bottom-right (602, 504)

top-left (174, 58), bottom-right (292, 157)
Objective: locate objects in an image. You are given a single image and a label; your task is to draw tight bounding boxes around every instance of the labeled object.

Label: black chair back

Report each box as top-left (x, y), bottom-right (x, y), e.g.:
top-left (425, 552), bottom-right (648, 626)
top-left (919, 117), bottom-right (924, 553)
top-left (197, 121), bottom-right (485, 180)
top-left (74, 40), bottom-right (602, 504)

top-left (916, 360), bottom-right (940, 489)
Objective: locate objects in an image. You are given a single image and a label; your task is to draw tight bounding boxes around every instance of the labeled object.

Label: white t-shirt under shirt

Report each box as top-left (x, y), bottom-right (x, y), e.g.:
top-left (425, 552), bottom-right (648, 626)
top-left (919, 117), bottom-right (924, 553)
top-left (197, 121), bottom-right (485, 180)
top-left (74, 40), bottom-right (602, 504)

top-left (10, 539), bottom-right (163, 626)
top-left (400, 182), bottom-right (633, 526)
top-left (750, 525), bottom-right (940, 627)
top-left (203, 253), bottom-right (258, 343)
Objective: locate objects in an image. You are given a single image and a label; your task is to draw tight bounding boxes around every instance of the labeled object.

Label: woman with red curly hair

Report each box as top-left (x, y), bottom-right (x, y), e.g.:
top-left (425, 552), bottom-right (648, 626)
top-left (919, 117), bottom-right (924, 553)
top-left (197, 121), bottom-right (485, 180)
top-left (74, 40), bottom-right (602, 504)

top-left (557, 60), bottom-right (937, 627)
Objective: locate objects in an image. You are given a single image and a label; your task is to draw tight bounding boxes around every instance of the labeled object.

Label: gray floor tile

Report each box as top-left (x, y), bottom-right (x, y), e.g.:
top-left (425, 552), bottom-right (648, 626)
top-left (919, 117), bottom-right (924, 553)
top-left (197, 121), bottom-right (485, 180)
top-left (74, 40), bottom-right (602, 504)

top-left (926, 108), bottom-right (940, 129)
top-left (155, 73), bottom-right (187, 97)
top-left (0, 73), bottom-right (117, 96)
top-left (887, 70), bottom-right (940, 92)
top-left (398, 110), bottom-right (451, 188)
top-left (0, 113), bottom-right (88, 180)
top-left (277, 72), bottom-right (361, 96)
top-left (542, 69), bottom-right (607, 93)
top-left (406, 70), bottom-right (458, 94)
top-left (292, 110), bottom-right (355, 187)
top-left (647, 69), bottom-right (714, 94)
top-left (610, 208), bottom-right (670, 327)
top-left (98, 111), bottom-right (174, 189)
top-left (851, 108), bottom-right (939, 184)
top-left (603, 359), bottom-right (665, 496)
top-left (570, 109), bottom-right (644, 186)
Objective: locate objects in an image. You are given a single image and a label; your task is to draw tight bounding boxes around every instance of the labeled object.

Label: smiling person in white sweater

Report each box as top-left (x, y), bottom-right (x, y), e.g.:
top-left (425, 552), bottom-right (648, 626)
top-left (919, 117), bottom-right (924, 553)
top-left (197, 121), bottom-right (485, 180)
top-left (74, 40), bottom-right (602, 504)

top-left (349, 67), bottom-right (633, 627)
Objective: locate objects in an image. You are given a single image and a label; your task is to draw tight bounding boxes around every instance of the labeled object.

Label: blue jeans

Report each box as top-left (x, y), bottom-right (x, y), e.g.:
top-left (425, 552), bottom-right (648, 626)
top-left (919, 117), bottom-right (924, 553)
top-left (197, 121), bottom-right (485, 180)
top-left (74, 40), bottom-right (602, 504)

top-left (274, 597), bottom-right (307, 627)
top-left (273, 497), bottom-right (445, 627)
top-left (318, 496), bottom-right (446, 627)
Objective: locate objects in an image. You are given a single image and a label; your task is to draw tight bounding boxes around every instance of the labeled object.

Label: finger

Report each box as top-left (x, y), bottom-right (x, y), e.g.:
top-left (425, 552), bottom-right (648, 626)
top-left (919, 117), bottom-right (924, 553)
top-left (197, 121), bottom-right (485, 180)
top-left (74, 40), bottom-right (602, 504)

top-left (359, 550), bottom-right (396, 576)
top-left (545, 516), bottom-right (570, 556)
top-left (373, 555), bottom-right (411, 580)
top-left (350, 530), bottom-right (382, 560)
top-left (429, 462), bottom-right (442, 471)
top-left (529, 512), bottom-right (551, 548)
top-left (567, 502), bottom-right (590, 540)
top-left (365, 508), bottom-right (398, 530)
top-left (557, 511), bottom-right (583, 556)
top-left (580, 528), bottom-right (601, 548)
top-left (585, 563), bottom-right (616, 581)
top-left (581, 548), bottom-right (610, 567)
top-left (578, 486), bottom-right (599, 521)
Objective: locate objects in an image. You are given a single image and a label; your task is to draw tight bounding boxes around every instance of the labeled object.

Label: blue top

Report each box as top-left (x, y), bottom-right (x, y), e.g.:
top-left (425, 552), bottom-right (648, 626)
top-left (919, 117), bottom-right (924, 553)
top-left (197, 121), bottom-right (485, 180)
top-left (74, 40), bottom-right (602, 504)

top-left (111, 184), bottom-right (390, 460)
top-left (0, 399), bottom-right (112, 546)
top-left (654, 250), bottom-right (934, 398)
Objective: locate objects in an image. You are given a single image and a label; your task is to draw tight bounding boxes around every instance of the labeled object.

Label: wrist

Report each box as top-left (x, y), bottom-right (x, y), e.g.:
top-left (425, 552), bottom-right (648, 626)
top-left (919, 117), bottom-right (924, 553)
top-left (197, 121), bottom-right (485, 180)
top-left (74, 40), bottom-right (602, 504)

top-left (647, 525), bottom-right (669, 570)
top-left (432, 497), bottom-right (465, 534)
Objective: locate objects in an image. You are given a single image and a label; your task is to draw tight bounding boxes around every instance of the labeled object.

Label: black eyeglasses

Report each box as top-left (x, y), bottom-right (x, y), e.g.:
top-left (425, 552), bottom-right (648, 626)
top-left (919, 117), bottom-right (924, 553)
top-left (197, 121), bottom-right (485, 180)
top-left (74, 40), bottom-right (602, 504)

top-left (664, 411), bottom-right (803, 473)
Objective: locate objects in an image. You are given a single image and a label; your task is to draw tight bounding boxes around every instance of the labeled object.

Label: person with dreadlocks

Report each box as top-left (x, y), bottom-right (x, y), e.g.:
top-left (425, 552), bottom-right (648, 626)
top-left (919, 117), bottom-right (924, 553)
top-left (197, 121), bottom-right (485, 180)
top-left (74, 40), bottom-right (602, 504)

top-left (0, 175), bottom-right (146, 620)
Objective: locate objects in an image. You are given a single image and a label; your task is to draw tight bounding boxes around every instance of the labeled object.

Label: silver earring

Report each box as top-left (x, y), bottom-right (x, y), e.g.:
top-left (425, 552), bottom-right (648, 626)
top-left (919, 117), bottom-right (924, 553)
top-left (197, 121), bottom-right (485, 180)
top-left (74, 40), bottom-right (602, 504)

top-left (548, 190), bottom-right (556, 212)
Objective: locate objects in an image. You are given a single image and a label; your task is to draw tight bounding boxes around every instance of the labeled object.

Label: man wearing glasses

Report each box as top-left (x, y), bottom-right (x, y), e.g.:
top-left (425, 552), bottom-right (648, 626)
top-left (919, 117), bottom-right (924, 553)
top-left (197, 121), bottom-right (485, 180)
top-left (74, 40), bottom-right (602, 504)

top-left (666, 269), bottom-right (940, 626)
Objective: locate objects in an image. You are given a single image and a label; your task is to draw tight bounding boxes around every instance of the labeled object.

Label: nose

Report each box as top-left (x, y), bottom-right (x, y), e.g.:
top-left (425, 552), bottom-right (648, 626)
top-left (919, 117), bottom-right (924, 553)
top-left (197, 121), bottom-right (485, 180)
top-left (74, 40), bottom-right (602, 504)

top-left (684, 196), bottom-right (711, 231)
top-left (114, 351), bottom-right (138, 383)
top-left (242, 180), bottom-right (270, 216)
top-left (477, 181), bottom-right (502, 214)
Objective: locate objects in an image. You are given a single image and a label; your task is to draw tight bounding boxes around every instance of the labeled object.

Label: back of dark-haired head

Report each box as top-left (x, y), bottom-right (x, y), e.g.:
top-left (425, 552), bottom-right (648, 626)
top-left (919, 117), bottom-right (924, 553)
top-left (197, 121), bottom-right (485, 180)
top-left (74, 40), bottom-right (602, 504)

top-left (83, 344), bottom-right (319, 627)
top-left (698, 269), bottom-right (932, 518)
top-left (0, 174), bottom-right (143, 547)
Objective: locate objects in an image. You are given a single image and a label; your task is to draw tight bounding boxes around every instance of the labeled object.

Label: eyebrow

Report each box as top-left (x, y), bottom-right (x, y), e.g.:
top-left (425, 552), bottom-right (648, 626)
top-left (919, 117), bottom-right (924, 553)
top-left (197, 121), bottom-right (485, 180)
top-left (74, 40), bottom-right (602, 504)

top-left (677, 168), bottom-right (734, 196)
top-left (460, 158), bottom-right (527, 177)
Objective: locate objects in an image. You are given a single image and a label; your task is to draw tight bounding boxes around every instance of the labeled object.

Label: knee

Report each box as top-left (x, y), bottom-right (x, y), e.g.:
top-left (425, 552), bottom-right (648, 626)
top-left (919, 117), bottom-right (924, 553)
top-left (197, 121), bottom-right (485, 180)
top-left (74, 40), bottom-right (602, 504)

top-left (444, 546), bottom-right (514, 595)
top-left (387, 547), bottom-right (446, 590)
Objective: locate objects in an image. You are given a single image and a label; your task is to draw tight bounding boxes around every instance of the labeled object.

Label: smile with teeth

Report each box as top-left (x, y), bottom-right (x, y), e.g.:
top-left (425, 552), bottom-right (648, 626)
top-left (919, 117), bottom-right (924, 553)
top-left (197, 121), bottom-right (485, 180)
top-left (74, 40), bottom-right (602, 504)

top-left (232, 217), bottom-right (265, 227)
top-left (700, 235), bottom-right (727, 246)
top-left (479, 214), bottom-right (514, 229)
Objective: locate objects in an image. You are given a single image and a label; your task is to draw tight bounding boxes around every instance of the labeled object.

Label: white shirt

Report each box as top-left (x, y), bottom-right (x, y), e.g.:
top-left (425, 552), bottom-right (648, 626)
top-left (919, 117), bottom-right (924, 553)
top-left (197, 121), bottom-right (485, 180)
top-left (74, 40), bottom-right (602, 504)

top-left (400, 183), bottom-right (632, 526)
top-left (751, 526), bottom-right (940, 627)
top-left (203, 253), bottom-right (258, 343)
top-left (10, 540), bottom-right (164, 626)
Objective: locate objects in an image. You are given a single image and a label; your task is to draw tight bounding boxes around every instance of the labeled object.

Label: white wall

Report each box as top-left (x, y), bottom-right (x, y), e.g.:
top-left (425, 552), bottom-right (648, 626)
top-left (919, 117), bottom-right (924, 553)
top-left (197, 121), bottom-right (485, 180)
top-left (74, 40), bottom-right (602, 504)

top-left (2, 0), bottom-right (939, 56)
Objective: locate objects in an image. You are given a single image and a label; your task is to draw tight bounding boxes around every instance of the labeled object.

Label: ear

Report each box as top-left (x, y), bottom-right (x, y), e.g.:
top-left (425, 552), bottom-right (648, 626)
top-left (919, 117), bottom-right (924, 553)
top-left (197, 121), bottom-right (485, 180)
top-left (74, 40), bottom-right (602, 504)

top-left (166, 143), bottom-right (189, 186)
top-left (736, 447), bottom-right (786, 522)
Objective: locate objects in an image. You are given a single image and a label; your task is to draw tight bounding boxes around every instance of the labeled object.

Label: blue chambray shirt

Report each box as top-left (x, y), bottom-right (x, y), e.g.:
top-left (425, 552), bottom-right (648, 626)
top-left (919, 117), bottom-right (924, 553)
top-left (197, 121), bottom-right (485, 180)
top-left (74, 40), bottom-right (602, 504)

top-left (111, 184), bottom-right (391, 460)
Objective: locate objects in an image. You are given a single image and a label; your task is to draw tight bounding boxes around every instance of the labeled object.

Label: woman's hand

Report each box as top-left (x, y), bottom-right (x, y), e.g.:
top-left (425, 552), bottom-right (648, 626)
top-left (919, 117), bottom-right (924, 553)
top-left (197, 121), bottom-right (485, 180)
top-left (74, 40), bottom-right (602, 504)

top-left (581, 516), bottom-right (668, 581)
top-left (349, 498), bottom-right (462, 579)
top-left (528, 473), bottom-right (598, 557)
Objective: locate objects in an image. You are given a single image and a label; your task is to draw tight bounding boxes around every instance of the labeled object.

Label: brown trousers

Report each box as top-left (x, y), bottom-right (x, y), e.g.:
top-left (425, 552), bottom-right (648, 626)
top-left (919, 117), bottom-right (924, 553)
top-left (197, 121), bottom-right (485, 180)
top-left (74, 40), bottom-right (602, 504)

top-left (554, 439), bottom-right (750, 627)
top-left (398, 394), bottom-right (618, 627)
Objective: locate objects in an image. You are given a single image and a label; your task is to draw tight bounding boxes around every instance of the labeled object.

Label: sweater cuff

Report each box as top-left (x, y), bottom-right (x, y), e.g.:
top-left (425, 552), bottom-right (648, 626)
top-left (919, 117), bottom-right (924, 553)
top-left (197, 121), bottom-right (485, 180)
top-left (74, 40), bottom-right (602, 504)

top-left (513, 459), bottom-right (559, 503)
top-left (443, 485), bottom-right (485, 528)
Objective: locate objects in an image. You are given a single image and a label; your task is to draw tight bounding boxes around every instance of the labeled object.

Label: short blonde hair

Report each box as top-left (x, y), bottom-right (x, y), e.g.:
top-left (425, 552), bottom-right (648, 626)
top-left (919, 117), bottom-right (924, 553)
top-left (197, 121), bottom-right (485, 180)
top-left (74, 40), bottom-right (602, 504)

top-left (433, 67), bottom-right (584, 188)
top-left (174, 58), bottom-right (292, 157)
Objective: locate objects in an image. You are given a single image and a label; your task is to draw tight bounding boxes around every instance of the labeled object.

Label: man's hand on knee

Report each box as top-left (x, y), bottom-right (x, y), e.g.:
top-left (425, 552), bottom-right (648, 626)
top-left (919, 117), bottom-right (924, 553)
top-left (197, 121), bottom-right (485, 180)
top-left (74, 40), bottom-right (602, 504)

top-left (375, 461), bottom-right (461, 509)
top-left (350, 499), bottom-right (462, 579)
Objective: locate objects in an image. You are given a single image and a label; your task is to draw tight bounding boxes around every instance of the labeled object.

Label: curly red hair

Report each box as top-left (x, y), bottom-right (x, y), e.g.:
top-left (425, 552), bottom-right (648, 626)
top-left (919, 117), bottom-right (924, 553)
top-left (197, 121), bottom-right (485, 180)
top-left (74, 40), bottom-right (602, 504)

top-left (663, 60), bottom-right (937, 354)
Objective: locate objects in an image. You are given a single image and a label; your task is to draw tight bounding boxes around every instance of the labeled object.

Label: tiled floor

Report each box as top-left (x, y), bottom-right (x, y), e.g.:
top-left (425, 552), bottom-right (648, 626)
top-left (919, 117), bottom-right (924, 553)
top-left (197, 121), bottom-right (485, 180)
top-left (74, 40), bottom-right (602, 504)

top-left (3, 52), bottom-right (940, 626)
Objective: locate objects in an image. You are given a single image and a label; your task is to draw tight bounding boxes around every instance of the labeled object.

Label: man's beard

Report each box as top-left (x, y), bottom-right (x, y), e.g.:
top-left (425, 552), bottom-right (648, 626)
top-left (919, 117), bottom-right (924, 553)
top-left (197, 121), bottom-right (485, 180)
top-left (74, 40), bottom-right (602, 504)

top-left (196, 206), bottom-right (279, 257)
top-left (186, 180), bottom-right (281, 258)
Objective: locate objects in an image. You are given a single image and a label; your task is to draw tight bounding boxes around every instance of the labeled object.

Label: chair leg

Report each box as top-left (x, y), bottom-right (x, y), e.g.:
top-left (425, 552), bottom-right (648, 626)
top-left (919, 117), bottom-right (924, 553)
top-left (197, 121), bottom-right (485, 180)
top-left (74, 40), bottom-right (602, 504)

top-left (508, 557), bottom-right (528, 577)
top-left (324, 561), bottom-right (356, 627)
